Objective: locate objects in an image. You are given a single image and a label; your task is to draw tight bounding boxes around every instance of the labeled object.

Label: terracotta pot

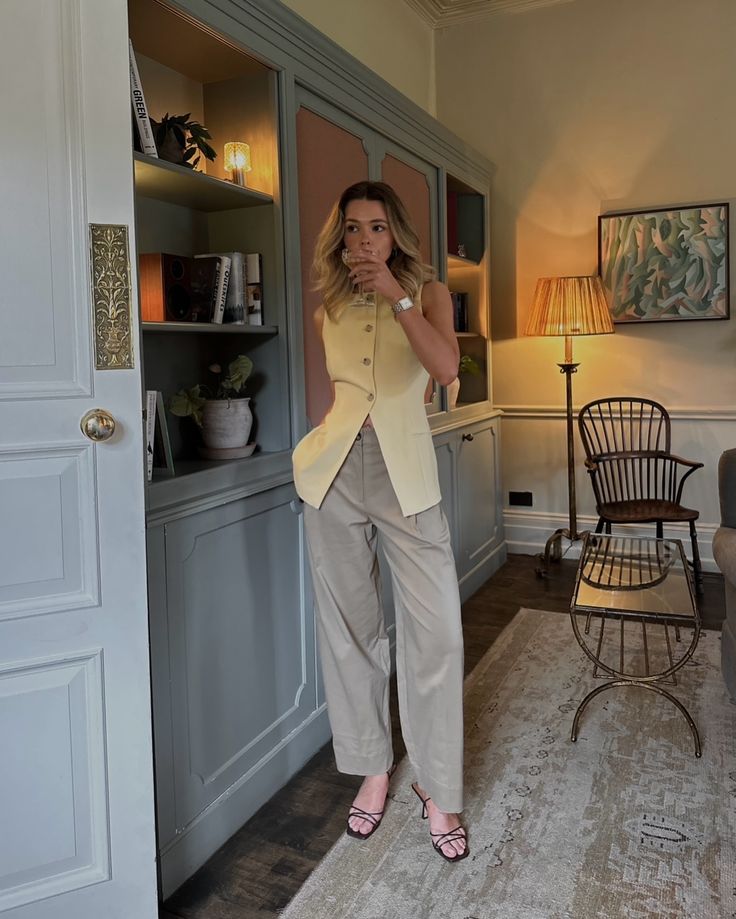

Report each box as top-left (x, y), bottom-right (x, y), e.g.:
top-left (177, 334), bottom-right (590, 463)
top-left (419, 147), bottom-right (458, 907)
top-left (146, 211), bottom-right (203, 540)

top-left (201, 398), bottom-right (252, 449)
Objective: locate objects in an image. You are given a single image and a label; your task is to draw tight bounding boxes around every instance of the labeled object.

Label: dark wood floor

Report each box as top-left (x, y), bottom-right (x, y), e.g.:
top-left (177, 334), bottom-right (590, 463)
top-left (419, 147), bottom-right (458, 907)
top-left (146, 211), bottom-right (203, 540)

top-left (161, 554), bottom-right (725, 919)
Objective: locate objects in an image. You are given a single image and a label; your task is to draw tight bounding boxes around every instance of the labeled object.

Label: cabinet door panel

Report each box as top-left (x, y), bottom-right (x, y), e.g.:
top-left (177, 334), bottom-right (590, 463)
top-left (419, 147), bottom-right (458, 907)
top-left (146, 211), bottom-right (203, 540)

top-left (381, 153), bottom-right (433, 266)
top-left (165, 486), bottom-right (313, 830)
top-left (434, 435), bottom-right (458, 553)
top-left (380, 146), bottom-right (440, 410)
top-left (457, 421), bottom-right (499, 578)
top-left (296, 102), bottom-right (369, 427)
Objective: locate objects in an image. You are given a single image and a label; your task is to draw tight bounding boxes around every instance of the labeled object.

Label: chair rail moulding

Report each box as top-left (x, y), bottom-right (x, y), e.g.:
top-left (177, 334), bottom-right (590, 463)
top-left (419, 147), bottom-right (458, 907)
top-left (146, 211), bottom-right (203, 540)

top-left (403, 0), bottom-right (575, 28)
top-left (496, 405), bottom-right (736, 422)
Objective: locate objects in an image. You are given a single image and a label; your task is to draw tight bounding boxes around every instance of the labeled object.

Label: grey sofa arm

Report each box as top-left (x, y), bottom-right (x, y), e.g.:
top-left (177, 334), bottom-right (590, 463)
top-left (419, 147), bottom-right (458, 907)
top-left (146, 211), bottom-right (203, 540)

top-left (719, 448), bottom-right (736, 529)
top-left (713, 528), bottom-right (736, 584)
top-left (717, 448), bottom-right (736, 700)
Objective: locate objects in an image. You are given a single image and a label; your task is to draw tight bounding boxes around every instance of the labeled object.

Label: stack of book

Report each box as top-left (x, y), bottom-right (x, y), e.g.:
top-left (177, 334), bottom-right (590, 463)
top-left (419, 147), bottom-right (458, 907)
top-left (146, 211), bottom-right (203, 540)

top-left (207, 251), bottom-right (263, 325)
top-left (138, 251), bottom-right (264, 325)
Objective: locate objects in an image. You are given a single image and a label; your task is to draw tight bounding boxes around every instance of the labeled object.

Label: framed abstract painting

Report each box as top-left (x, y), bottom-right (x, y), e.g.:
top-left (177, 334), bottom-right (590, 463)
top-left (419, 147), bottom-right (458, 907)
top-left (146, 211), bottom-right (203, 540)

top-left (598, 203), bottom-right (729, 323)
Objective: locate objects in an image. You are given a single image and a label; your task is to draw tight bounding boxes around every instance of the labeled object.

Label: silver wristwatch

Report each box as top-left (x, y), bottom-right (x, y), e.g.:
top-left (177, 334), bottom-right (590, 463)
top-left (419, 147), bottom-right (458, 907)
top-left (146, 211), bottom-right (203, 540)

top-left (392, 296), bottom-right (414, 315)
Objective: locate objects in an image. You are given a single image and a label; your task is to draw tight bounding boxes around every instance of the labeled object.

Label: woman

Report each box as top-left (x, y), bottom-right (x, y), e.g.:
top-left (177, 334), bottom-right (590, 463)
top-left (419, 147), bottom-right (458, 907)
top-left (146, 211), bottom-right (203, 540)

top-left (292, 181), bottom-right (468, 862)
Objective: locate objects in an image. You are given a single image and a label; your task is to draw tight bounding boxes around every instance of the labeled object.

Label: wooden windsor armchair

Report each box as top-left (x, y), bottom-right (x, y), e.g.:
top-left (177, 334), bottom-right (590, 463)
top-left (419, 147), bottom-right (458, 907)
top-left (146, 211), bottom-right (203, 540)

top-left (578, 397), bottom-right (704, 592)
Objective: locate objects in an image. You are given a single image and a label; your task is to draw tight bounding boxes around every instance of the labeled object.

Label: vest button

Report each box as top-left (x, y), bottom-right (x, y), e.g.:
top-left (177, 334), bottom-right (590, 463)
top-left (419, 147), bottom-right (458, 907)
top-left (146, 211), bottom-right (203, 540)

top-left (367, 393), bottom-right (374, 401)
top-left (364, 324), bottom-right (373, 332)
top-left (362, 357), bottom-right (371, 365)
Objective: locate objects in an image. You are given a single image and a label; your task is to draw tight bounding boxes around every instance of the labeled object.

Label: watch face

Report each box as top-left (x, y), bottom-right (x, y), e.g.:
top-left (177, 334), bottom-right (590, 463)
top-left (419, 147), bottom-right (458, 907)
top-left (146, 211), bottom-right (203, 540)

top-left (393, 297), bottom-right (413, 313)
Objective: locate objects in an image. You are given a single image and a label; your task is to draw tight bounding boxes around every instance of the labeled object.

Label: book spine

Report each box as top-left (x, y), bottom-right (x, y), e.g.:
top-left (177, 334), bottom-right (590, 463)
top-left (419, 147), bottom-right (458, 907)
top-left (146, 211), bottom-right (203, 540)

top-left (145, 390), bottom-right (157, 482)
top-left (451, 292), bottom-right (468, 332)
top-left (459, 293), bottom-right (468, 332)
top-left (212, 256), bottom-right (231, 323)
top-left (128, 41), bottom-right (158, 157)
top-left (223, 252), bottom-right (246, 324)
top-left (245, 253), bottom-right (263, 326)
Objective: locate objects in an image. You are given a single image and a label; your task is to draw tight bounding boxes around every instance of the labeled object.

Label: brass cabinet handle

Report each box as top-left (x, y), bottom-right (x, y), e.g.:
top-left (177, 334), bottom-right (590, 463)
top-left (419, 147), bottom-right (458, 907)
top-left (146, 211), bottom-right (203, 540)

top-left (80, 409), bottom-right (116, 442)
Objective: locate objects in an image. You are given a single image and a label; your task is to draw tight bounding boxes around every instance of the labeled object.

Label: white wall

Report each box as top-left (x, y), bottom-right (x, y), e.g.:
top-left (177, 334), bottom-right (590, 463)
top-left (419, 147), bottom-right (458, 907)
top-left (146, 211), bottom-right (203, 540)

top-left (280, 0), bottom-right (435, 114)
top-left (435, 0), bottom-right (736, 565)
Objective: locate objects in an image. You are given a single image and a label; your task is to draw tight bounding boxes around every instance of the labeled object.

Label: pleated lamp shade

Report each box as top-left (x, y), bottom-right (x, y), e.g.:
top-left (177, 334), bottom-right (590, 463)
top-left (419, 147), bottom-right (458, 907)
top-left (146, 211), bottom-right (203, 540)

top-left (524, 276), bottom-right (614, 338)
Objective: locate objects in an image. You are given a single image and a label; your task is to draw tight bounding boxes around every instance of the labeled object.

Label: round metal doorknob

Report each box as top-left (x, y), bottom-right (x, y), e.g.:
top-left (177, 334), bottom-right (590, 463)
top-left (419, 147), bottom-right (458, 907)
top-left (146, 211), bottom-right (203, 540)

top-left (462, 432), bottom-right (474, 442)
top-left (80, 409), bottom-right (116, 442)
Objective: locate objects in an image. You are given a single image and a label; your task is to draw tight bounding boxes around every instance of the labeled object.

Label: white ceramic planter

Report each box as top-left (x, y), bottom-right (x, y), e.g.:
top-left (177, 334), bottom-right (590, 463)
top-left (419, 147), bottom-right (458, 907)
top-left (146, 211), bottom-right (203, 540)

top-left (201, 398), bottom-right (252, 449)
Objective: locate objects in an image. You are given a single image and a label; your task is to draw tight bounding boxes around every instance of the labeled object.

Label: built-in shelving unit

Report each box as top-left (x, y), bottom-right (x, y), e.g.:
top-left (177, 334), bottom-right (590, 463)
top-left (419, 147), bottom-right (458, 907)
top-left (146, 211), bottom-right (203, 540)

top-left (130, 0), bottom-right (286, 474)
top-left (446, 174), bottom-right (489, 410)
top-left (125, 0), bottom-right (501, 902)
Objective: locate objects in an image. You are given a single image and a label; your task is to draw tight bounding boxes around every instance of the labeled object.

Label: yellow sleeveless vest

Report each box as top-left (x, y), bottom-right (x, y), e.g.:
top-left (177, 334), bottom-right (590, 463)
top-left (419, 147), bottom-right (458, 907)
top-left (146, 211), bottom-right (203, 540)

top-left (292, 293), bottom-right (441, 516)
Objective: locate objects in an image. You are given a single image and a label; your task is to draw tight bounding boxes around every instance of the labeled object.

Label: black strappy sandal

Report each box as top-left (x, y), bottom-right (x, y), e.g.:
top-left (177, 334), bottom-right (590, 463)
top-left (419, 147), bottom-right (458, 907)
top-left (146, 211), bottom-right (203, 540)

top-left (410, 783), bottom-right (469, 863)
top-left (346, 764), bottom-right (397, 840)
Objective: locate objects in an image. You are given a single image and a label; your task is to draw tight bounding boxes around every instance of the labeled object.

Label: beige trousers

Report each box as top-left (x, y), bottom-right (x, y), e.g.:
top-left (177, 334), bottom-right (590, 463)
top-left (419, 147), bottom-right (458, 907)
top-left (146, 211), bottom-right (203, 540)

top-left (303, 427), bottom-right (464, 812)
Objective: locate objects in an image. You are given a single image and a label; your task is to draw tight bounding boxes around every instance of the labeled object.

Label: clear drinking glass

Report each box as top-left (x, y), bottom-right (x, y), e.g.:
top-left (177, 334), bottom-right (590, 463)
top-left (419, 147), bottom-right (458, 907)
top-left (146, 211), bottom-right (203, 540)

top-left (341, 248), bottom-right (376, 306)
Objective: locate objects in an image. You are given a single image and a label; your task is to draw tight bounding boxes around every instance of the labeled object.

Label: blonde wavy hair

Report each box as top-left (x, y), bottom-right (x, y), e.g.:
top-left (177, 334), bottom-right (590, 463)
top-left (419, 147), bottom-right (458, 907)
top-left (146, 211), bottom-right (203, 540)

top-left (312, 182), bottom-right (436, 318)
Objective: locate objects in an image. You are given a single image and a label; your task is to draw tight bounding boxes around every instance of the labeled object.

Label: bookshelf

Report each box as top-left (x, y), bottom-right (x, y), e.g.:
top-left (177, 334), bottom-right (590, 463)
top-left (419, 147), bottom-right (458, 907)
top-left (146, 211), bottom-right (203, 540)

top-left (446, 174), bottom-right (489, 409)
top-left (120, 0), bottom-right (502, 900)
top-left (129, 0), bottom-right (285, 474)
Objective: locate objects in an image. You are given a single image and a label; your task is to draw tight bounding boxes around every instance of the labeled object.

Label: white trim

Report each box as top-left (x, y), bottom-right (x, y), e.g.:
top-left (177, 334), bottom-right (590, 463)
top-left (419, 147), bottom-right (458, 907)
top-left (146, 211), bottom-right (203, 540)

top-left (497, 404), bottom-right (736, 422)
top-left (503, 508), bottom-right (719, 572)
top-left (403, 0), bottom-right (574, 28)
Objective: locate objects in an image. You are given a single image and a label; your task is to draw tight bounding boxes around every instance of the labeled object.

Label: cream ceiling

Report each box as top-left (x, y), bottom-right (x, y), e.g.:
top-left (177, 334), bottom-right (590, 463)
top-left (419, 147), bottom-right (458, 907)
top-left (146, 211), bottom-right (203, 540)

top-left (403, 0), bottom-right (574, 28)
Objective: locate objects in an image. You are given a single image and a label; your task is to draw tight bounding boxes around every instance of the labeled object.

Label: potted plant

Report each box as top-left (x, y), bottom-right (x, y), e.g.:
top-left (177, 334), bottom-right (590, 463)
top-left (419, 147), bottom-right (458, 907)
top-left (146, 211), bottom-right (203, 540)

top-left (150, 112), bottom-right (217, 169)
top-left (447, 355), bottom-right (481, 410)
top-left (169, 355), bottom-right (254, 450)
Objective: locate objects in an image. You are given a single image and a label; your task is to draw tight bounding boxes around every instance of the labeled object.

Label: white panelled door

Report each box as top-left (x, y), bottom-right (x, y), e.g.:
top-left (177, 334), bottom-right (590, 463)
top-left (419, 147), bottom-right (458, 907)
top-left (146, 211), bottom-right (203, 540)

top-left (0, 2), bottom-right (157, 918)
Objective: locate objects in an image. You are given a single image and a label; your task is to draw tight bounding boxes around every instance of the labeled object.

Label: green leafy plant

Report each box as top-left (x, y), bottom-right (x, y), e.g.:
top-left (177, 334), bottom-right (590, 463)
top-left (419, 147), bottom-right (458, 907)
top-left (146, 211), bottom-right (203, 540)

top-left (458, 354), bottom-right (481, 376)
top-left (151, 113), bottom-right (217, 169)
top-left (169, 355), bottom-right (253, 426)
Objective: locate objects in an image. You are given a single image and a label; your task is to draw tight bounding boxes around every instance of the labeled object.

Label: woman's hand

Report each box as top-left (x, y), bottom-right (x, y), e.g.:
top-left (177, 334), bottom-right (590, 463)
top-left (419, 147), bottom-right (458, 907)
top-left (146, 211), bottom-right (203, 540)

top-left (347, 251), bottom-right (405, 303)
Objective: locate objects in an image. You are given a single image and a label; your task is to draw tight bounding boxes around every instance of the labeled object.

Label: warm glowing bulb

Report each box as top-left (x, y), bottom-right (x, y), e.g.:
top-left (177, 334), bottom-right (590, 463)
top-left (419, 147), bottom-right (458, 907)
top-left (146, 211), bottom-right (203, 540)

top-left (224, 142), bottom-right (251, 186)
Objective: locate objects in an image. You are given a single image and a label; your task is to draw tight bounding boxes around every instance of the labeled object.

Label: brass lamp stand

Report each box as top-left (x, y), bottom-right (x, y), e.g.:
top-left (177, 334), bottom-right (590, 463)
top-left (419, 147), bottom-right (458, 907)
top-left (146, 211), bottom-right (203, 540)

top-left (524, 276), bottom-right (614, 577)
top-left (541, 335), bottom-right (585, 573)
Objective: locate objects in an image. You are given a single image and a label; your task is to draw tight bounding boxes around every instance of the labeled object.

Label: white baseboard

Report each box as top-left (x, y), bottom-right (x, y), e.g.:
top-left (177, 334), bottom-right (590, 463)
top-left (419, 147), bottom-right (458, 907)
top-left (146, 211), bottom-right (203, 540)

top-left (503, 509), bottom-right (719, 572)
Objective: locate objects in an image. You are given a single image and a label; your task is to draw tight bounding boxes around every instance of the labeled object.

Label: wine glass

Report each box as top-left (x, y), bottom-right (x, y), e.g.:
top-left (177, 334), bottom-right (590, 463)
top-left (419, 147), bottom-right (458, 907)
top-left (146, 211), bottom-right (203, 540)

top-left (341, 248), bottom-right (376, 307)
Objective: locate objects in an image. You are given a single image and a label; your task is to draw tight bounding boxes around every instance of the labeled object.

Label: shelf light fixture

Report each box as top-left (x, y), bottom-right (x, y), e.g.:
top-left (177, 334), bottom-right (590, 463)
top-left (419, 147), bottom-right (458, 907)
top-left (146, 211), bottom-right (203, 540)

top-left (224, 142), bottom-right (252, 187)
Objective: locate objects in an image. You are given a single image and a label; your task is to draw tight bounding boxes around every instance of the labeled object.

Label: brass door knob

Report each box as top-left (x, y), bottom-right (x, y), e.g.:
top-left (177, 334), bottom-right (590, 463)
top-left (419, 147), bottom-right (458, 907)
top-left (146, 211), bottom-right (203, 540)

top-left (80, 409), bottom-right (116, 442)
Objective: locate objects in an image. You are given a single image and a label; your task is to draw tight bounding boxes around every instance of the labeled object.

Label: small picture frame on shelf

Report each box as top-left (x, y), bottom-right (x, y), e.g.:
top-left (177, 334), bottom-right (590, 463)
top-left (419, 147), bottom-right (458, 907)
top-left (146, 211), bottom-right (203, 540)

top-left (153, 392), bottom-right (175, 476)
top-left (598, 203), bottom-right (729, 323)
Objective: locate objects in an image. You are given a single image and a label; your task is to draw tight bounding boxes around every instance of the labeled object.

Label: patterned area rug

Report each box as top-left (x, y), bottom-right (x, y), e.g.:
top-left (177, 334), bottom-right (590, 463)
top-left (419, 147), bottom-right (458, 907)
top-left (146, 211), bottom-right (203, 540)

top-left (280, 608), bottom-right (736, 919)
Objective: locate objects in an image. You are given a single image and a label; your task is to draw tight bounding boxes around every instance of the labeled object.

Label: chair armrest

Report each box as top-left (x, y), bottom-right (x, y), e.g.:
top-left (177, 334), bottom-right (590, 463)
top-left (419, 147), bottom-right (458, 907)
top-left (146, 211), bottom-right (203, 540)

top-left (592, 449), bottom-right (701, 468)
top-left (666, 453), bottom-right (704, 471)
top-left (583, 450), bottom-right (702, 505)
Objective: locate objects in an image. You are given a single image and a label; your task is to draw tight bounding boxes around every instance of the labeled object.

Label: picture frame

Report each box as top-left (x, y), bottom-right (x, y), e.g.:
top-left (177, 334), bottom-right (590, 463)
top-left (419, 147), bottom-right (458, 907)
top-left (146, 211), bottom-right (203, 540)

top-left (153, 391), bottom-right (175, 476)
top-left (598, 203), bottom-right (729, 323)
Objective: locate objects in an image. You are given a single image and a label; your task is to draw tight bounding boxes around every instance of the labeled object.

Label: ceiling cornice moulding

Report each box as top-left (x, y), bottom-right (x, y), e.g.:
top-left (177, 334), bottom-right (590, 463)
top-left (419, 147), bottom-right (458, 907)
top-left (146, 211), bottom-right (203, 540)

top-left (403, 0), bottom-right (575, 28)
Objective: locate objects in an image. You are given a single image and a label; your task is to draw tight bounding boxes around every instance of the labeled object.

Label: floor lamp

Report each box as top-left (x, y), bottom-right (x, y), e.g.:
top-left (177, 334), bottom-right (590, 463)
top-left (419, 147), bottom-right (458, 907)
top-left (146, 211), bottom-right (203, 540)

top-left (524, 275), bottom-right (614, 575)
